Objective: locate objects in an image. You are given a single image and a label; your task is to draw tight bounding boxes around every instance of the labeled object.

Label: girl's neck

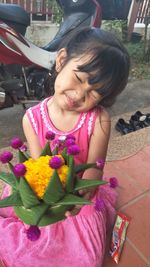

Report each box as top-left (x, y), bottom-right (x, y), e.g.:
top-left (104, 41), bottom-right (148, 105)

top-left (48, 96), bottom-right (79, 116)
top-left (47, 97), bottom-right (82, 132)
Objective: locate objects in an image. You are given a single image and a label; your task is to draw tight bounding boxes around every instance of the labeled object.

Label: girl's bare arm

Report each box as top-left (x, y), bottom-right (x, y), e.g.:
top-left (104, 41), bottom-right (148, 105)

top-left (22, 114), bottom-right (42, 159)
top-left (82, 108), bottom-right (111, 181)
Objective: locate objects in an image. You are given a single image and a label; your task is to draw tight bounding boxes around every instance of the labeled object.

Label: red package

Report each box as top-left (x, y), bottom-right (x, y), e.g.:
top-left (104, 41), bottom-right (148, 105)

top-left (110, 212), bottom-right (130, 264)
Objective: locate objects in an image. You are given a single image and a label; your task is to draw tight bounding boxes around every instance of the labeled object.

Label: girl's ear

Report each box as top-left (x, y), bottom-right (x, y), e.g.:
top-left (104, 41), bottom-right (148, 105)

top-left (55, 48), bottom-right (67, 72)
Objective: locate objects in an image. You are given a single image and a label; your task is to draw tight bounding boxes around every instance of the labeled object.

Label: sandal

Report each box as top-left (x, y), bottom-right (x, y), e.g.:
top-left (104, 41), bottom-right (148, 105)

top-left (130, 111), bottom-right (150, 128)
top-left (115, 118), bottom-right (135, 135)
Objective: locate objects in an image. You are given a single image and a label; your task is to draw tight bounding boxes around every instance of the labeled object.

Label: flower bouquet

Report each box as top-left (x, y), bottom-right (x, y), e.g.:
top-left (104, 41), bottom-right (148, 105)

top-left (0, 132), bottom-right (107, 240)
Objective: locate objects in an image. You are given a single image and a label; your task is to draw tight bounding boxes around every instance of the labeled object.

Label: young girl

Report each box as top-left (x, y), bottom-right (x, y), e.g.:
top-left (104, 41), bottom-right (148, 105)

top-left (0, 27), bottom-right (130, 267)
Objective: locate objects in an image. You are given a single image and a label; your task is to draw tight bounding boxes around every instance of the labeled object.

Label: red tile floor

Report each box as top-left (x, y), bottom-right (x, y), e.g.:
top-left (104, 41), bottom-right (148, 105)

top-left (103, 146), bottom-right (150, 267)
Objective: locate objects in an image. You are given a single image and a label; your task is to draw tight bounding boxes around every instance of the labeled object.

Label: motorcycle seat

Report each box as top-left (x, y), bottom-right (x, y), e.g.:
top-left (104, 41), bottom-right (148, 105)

top-left (0, 4), bottom-right (30, 27)
top-left (43, 12), bottom-right (93, 52)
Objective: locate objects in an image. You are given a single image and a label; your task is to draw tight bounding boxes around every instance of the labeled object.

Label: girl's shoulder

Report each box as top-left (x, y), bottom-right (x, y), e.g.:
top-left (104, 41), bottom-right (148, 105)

top-left (86, 106), bottom-right (110, 138)
top-left (25, 97), bottom-right (50, 135)
top-left (26, 97), bottom-right (50, 120)
top-left (91, 105), bottom-right (111, 134)
top-left (28, 97), bottom-right (49, 112)
top-left (93, 105), bottom-right (110, 120)
top-left (88, 105), bottom-right (110, 121)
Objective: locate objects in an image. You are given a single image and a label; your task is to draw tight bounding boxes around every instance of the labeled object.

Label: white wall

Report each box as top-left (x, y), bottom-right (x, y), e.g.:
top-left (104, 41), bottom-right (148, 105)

top-left (134, 23), bottom-right (150, 39)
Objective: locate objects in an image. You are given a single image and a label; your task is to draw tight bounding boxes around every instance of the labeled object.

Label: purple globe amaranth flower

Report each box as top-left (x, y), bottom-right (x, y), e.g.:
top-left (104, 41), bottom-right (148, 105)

top-left (67, 145), bottom-right (80, 155)
top-left (96, 159), bottom-right (105, 169)
top-left (45, 131), bottom-right (55, 141)
top-left (65, 138), bottom-right (75, 147)
top-left (49, 156), bottom-right (63, 169)
top-left (0, 151), bottom-right (13, 164)
top-left (109, 177), bottom-right (118, 188)
top-left (10, 137), bottom-right (23, 149)
top-left (66, 134), bottom-right (76, 141)
top-left (19, 144), bottom-right (27, 152)
top-left (13, 163), bottom-right (26, 177)
top-left (26, 225), bottom-right (41, 241)
top-left (94, 198), bottom-right (105, 212)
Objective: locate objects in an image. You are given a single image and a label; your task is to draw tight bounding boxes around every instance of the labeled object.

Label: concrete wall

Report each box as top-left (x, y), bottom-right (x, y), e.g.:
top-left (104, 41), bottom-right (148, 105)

top-left (25, 22), bottom-right (59, 47)
top-left (25, 21), bottom-right (149, 48)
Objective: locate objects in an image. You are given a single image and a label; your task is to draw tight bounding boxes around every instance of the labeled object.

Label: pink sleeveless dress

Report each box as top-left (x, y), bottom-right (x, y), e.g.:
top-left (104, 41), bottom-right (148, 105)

top-left (0, 98), bottom-right (117, 267)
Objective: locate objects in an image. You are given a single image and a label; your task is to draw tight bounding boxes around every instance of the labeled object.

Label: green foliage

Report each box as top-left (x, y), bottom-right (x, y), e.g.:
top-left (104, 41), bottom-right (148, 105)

top-left (102, 20), bottom-right (127, 41)
top-left (125, 42), bottom-right (145, 63)
top-left (125, 42), bottom-right (150, 80)
top-left (49, 0), bottom-right (63, 24)
top-left (102, 20), bottom-right (150, 80)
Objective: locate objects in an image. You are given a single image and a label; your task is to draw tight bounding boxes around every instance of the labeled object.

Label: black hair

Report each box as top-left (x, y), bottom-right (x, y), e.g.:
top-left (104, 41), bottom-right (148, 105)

top-left (44, 27), bottom-right (130, 107)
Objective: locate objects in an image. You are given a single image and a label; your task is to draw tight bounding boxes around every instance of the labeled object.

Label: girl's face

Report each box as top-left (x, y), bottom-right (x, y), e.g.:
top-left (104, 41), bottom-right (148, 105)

top-left (53, 49), bottom-right (102, 113)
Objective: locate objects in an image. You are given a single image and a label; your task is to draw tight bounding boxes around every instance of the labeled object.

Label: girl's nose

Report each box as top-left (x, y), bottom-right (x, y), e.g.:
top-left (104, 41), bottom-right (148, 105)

top-left (75, 87), bottom-right (86, 101)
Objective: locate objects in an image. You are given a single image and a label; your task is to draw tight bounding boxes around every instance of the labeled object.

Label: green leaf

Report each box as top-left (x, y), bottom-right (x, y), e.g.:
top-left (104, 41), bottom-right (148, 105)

top-left (65, 156), bottom-right (75, 193)
top-left (43, 170), bottom-right (65, 204)
top-left (19, 177), bottom-right (40, 208)
top-left (37, 204), bottom-right (73, 226)
top-left (57, 194), bottom-right (92, 205)
top-left (18, 150), bottom-right (29, 163)
top-left (74, 163), bottom-right (96, 173)
top-left (14, 206), bottom-right (37, 225)
top-left (74, 178), bottom-right (107, 191)
top-left (61, 148), bottom-right (68, 163)
top-left (14, 203), bottom-right (72, 226)
top-left (40, 142), bottom-right (52, 156)
top-left (52, 146), bottom-right (58, 155)
top-left (0, 172), bottom-right (18, 188)
top-left (30, 203), bottom-right (49, 225)
top-left (8, 162), bottom-right (14, 172)
top-left (0, 192), bottom-right (23, 208)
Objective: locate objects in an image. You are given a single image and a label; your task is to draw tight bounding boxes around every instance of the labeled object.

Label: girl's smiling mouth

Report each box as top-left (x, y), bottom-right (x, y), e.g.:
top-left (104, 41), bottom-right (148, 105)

top-left (65, 94), bottom-right (79, 108)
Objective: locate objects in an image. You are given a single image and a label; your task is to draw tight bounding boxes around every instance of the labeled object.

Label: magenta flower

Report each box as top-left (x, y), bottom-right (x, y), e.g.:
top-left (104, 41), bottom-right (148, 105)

top-left (66, 134), bottom-right (76, 141)
top-left (49, 156), bottom-right (63, 169)
top-left (19, 144), bottom-right (27, 152)
top-left (10, 137), bottom-right (23, 149)
top-left (109, 177), bottom-right (118, 188)
top-left (96, 159), bottom-right (105, 169)
top-left (13, 163), bottom-right (26, 177)
top-left (45, 131), bottom-right (55, 141)
top-left (94, 199), bottom-right (105, 211)
top-left (0, 151), bottom-right (13, 164)
top-left (26, 226), bottom-right (41, 241)
top-left (67, 145), bottom-right (80, 155)
top-left (65, 138), bottom-right (75, 147)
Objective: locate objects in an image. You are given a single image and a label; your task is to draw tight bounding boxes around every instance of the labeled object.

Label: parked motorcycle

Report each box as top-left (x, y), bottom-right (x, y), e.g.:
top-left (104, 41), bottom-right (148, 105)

top-left (0, 0), bottom-right (102, 110)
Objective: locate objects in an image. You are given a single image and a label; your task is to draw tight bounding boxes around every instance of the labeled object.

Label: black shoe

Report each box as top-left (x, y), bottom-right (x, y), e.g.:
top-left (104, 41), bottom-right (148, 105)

top-left (131, 111), bottom-right (150, 128)
top-left (115, 118), bottom-right (135, 135)
top-left (129, 115), bottom-right (145, 130)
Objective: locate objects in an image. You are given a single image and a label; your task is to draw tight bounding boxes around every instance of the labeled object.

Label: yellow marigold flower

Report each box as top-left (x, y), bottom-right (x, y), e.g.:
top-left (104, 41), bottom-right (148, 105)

top-left (23, 155), bottom-right (69, 198)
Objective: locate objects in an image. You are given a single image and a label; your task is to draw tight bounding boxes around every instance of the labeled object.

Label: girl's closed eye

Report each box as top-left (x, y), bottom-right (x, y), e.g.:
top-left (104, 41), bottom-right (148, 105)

top-left (74, 72), bottom-right (83, 83)
top-left (74, 71), bottom-right (101, 101)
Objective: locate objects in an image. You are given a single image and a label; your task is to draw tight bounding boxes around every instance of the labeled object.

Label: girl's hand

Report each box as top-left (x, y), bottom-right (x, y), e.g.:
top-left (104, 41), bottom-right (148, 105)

top-left (65, 187), bottom-right (96, 217)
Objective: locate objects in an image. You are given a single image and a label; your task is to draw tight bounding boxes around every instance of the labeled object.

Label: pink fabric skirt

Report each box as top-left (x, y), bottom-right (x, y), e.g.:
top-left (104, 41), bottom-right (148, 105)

top-left (0, 184), bottom-right (117, 267)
